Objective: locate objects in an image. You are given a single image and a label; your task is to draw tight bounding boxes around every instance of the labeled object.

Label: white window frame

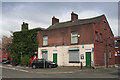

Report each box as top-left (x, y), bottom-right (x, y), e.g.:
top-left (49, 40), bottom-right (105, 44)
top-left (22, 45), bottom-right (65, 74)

top-left (71, 32), bottom-right (78, 44)
top-left (43, 36), bottom-right (48, 46)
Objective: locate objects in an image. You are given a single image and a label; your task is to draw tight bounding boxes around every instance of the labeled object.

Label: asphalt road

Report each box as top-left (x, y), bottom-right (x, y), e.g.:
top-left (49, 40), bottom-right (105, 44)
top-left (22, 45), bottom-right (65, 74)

top-left (2, 66), bottom-right (119, 78)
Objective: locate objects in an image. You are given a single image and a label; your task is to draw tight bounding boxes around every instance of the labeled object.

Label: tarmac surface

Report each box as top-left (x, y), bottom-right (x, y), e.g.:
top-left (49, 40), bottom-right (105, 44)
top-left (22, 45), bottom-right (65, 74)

top-left (1, 64), bottom-right (119, 78)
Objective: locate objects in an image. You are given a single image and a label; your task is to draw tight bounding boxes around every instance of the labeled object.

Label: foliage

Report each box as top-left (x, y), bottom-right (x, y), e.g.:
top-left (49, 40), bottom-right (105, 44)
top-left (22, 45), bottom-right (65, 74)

top-left (20, 55), bottom-right (31, 66)
top-left (10, 28), bottom-right (40, 64)
top-left (2, 36), bottom-right (12, 54)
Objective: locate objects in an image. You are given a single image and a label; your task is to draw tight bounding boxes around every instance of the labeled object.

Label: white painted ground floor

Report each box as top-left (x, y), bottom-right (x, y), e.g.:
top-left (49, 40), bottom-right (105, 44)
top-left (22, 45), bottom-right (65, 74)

top-left (38, 44), bottom-right (94, 67)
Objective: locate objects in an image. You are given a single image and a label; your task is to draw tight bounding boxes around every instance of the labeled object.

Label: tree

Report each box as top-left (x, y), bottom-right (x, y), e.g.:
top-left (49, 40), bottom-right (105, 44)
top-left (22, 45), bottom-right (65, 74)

top-left (10, 28), bottom-right (40, 65)
top-left (20, 55), bottom-right (31, 66)
top-left (2, 35), bottom-right (13, 54)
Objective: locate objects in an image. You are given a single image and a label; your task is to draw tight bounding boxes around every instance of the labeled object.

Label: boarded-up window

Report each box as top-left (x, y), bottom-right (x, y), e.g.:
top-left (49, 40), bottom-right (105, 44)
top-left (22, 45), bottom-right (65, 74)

top-left (109, 50), bottom-right (111, 59)
top-left (71, 32), bottom-right (78, 44)
top-left (100, 33), bottom-right (102, 42)
top-left (69, 50), bottom-right (80, 63)
top-left (95, 31), bottom-right (98, 41)
top-left (43, 36), bottom-right (48, 46)
top-left (104, 21), bottom-right (107, 30)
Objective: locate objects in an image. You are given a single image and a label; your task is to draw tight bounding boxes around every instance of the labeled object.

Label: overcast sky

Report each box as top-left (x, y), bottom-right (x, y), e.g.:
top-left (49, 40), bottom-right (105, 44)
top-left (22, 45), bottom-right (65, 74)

top-left (1, 2), bottom-right (119, 39)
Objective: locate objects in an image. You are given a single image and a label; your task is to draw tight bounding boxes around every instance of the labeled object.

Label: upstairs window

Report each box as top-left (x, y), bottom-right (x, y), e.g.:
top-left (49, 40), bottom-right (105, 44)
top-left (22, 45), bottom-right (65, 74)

top-left (71, 32), bottom-right (78, 44)
top-left (104, 21), bottom-right (107, 30)
top-left (114, 40), bottom-right (118, 48)
top-left (95, 31), bottom-right (98, 41)
top-left (43, 36), bottom-right (48, 46)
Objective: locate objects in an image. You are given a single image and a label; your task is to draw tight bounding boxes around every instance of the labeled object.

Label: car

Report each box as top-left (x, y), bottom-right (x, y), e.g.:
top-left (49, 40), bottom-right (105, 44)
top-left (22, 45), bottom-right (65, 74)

top-left (2, 60), bottom-right (10, 64)
top-left (31, 59), bottom-right (58, 69)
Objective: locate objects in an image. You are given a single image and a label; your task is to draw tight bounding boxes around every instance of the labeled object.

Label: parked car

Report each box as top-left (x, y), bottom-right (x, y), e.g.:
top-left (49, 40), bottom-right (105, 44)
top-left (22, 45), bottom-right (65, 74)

top-left (2, 60), bottom-right (10, 64)
top-left (31, 59), bottom-right (58, 69)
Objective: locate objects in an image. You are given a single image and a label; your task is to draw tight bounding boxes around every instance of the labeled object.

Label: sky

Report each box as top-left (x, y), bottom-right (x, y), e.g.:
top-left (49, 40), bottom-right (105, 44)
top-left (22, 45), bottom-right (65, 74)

top-left (1, 2), bottom-right (119, 40)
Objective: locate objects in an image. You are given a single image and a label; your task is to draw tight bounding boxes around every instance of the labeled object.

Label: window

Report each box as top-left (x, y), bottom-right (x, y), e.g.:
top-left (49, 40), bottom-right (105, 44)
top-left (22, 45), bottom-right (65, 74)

top-left (71, 32), bottom-right (78, 44)
top-left (69, 50), bottom-right (80, 63)
top-left (95, 31), bottom-right (98, 41)
top-left (100, 33), bottom-right (103, 42)
top-left (109, 50), bottom-right (112, 59)
top-left (42, 51), bottom-right (48, 60)
top-left (114, 40), bottom-right (118, 48)
top-left (104, 21), bottom-right (107, 30)
top-left (43, 36), bottom-right (48, 46)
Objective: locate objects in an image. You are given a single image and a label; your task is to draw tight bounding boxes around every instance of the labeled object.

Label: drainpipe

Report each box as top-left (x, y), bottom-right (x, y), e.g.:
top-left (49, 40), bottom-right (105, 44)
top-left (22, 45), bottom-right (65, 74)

top-left (93, 52), bottom-right (95, 69)
top-left (106, 39), bottom-right (109, 68)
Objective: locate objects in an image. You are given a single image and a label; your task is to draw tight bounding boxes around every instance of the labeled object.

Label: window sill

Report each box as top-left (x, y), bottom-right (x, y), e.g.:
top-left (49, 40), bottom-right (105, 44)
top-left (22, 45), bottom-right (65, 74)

top-left (95, 40), bottom-right (99, 42)
top-left (70, 43), bottom-right (79, 45)
top-left (100, 41), bottom-right (103, 43)
top-left (42, 45), bottom-right (48, 47)
top-left (69, 61), bottom-right (80, 63)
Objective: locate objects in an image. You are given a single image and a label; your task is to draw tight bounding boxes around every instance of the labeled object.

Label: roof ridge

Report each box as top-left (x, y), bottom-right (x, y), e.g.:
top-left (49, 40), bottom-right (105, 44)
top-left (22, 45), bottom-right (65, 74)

top-left (47, 14), bottom-right (105, 30)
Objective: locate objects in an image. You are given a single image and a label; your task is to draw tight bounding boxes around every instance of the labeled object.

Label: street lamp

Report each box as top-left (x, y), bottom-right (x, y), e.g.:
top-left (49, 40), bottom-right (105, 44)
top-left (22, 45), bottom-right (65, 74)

top-left (106, 37), bottom-right (113, 68)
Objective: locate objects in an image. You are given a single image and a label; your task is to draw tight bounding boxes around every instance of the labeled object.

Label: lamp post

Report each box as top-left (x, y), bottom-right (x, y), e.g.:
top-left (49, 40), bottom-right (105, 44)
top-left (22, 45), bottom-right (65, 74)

top-left (43, 53), bottom-right (45, 69)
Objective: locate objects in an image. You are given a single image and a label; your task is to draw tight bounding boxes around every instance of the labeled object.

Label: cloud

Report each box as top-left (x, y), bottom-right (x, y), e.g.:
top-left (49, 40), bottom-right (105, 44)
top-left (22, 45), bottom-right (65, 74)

top-left (1, 2), bottom-right (118, 39)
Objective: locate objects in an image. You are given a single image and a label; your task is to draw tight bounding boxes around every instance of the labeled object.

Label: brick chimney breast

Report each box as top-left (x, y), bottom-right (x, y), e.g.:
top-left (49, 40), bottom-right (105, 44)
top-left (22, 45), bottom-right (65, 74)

top-left (52, 16), bottom-right (59, 25)
top-left (71, 11), bottom-right (78, 21)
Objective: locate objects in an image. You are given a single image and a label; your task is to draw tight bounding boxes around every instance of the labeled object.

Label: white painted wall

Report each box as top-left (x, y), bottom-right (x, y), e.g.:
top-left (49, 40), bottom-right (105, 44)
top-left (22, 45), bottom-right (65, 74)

top-left (38, 44), bottom-right (94, 67)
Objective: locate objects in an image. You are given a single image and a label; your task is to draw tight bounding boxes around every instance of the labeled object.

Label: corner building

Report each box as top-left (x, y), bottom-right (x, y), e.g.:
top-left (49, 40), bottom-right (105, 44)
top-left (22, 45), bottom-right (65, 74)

top-left (37, 12), bottom-right (115, 68)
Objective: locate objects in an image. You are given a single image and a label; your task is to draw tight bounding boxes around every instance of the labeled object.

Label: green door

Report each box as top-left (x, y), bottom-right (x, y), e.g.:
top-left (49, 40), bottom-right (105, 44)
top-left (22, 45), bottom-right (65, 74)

top-left (86, 52), bottom-right (91, 67)
top-left (53, 54), bottom-right (57, 63)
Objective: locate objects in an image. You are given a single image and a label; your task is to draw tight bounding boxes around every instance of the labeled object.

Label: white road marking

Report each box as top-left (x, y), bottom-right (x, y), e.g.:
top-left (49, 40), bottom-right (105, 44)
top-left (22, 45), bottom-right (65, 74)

top-left (0, 66), bottom-right (29, 73)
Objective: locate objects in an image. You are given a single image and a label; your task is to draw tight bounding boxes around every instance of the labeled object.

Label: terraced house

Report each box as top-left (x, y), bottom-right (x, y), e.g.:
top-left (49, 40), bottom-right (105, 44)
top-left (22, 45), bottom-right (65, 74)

top-left (37, 12), bottom-right (115, 68)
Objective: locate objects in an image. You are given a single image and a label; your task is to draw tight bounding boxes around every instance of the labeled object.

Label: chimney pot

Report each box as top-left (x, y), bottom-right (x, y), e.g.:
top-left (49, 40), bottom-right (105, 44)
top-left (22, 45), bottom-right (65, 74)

top-left (52, 16), bottom-right (59, 25)
top-left (53, 16), bottom-right (55, 18)
top-left (71, 12), bottom-right (78, 21)
top-left (21, 22), bottom-right (29, 31)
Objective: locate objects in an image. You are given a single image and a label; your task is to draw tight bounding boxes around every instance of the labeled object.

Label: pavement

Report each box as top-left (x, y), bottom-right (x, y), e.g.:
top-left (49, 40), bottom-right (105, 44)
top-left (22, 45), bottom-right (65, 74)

top-left (1, 64), bottom-right (83, 74)
top-left (1, 64), bottom-right (119, 78)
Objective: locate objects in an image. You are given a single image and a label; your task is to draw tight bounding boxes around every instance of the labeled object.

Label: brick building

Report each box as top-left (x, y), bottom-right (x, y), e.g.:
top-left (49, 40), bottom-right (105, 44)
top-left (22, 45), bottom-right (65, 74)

top-left (114, 36), bottom-right (120, 64)
top-left (37, 12), bottom-right (115, 68)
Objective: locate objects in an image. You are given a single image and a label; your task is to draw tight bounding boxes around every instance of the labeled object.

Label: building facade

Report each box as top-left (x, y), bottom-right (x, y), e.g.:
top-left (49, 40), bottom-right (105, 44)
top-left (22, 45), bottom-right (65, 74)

top-left (37, 12), bottom-right (115, 68)
top-left (114, 36), bottom-right (120, 64)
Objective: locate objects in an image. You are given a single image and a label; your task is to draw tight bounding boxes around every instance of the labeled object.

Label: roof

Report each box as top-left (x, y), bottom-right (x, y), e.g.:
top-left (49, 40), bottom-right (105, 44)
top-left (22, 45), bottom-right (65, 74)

top-left (47, 14), bottom-right (105, 30)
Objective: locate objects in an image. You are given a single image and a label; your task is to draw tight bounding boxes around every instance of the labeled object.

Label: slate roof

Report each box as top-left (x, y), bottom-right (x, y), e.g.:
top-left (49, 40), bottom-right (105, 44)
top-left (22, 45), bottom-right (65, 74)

top-left (47, 14), bottom-right (105, 30)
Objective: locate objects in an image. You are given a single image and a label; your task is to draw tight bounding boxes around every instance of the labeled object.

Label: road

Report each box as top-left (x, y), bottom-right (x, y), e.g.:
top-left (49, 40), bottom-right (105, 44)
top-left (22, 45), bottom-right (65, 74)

top-left (1, 65), bottom-right (119, 78)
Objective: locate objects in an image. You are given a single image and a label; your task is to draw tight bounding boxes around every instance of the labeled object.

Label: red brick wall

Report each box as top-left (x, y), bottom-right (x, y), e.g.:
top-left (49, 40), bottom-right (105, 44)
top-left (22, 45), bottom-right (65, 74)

top-left (114, 39), bottom-right (120, 64)
top-left (118, 41), bottom-right (120, 64)
top-left (37, 15), bottom-right (115, 67)
top-left (2, 53), bottom-right (12, 60)
top-left (37, 24), bottom-right (94, 47)
top-left (93, 16), bottom-right (115, 67)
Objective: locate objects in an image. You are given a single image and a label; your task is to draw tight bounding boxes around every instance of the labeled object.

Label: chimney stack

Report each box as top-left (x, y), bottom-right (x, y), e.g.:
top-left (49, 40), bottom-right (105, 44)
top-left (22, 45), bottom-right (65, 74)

top-left (71, 11), bottom-right (78, 21)
top-left (21, 22), bottom-right (28, 31)
top-left (52, 16), bottom-right (59, 25)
